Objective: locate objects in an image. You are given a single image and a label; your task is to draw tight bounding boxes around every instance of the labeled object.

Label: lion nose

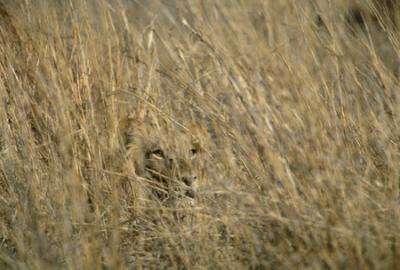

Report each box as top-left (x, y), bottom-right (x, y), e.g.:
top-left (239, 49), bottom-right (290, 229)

top-left (181, 175), bottom-right (197, 186)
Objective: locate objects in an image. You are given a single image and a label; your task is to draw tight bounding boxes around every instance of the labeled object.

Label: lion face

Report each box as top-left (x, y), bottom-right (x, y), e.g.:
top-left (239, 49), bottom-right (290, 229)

top-left (142, 139), bottom-right (200, 202)
top-left (121, 119), bottom-right (203, 206)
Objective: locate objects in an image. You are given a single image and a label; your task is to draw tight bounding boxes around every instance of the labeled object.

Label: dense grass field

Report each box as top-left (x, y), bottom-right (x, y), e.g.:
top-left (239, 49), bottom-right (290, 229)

top-left (1, 0), bottom-right (400, 269)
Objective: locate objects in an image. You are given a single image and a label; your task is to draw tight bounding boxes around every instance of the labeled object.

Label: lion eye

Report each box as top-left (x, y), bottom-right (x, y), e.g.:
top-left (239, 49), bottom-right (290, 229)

top-left (190, 148), bottom-right (198, 159)
top-left (151, 149), bottom-right (164, 160)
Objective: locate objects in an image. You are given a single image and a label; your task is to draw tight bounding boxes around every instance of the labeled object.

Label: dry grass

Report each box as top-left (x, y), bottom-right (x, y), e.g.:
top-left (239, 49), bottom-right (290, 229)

top-left (1, 0), bottom-right (400, 269)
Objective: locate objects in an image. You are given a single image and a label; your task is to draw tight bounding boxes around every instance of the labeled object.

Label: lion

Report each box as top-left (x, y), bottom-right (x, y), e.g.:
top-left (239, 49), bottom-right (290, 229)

top-left (118, 114), bottom-right (204, 216)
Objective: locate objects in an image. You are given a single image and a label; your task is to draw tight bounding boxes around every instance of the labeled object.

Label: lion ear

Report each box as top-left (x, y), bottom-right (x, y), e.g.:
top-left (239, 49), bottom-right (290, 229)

top-left (188, 122), bottom-right (207, 135)
top-left (188, 122), bottom-right (208, 153)
top-left (191, 137), bottom-right (203, 154)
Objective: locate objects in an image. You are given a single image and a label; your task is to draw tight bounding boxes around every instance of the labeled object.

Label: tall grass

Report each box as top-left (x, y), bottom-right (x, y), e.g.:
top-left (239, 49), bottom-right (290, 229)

top-left (1, 0), bottom-right (400, 269)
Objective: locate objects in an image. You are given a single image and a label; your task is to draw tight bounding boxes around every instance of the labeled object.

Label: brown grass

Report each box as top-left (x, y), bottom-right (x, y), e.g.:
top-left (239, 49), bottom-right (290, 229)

top-left (1, 0), bottom-right (400, 269)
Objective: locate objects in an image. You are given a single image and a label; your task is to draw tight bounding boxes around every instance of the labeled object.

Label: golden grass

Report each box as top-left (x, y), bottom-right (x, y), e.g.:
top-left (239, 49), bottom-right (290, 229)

top-left (1, 0), bottom-right (400, 269)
